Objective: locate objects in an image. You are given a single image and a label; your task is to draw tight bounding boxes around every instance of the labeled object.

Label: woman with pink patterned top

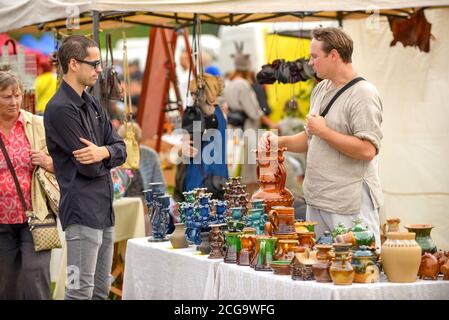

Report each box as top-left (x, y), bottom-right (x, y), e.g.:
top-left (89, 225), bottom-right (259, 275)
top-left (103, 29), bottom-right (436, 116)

top-left (0, 70), bottom-right (54, 299)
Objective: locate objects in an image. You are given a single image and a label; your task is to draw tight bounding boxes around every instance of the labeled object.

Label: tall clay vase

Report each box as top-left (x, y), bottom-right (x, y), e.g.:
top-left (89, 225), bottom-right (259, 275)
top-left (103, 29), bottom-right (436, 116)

top-left (170, 223), bottom-right (189, 249)
top-left (251, 147), bottom-right (293, 214)
top-left (381, 232), bottom-right (422, 283)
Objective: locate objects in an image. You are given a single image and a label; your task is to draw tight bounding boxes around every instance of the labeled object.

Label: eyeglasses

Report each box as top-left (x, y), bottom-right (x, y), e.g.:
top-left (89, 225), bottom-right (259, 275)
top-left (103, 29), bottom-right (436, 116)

top-left (75, 59), bottom-right (101, 69)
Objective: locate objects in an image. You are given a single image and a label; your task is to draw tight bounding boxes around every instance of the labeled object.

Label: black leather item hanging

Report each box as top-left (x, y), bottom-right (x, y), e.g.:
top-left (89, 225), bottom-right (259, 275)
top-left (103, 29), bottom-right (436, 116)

top-left (320, 77), bottom-right (365, 118)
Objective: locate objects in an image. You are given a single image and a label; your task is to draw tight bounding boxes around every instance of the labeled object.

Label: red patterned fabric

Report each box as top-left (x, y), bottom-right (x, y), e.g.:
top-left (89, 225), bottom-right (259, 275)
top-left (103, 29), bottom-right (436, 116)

top-left (0, 113), bottom-right (33, 224)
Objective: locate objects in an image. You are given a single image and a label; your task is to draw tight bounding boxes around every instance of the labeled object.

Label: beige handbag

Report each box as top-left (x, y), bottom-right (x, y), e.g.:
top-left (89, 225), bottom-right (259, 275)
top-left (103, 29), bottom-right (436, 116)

top-left (32, 116), bottom-right (60, 215)
top-left (0, 134), bottom-right (61, 252)
top-left (120, 31), bottom-right (140, 170)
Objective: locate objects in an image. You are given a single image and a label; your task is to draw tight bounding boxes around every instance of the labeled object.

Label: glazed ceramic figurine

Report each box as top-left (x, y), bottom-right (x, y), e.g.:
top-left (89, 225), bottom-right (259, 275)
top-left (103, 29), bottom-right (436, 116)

top-left (209, 224), bottom-right (225, 259)
top-left (441, 259), bottom-right (449, 280)
top-left (351, 246), bottom-right (380, 283)
top-left (251, 145), bottom-right (293, 214)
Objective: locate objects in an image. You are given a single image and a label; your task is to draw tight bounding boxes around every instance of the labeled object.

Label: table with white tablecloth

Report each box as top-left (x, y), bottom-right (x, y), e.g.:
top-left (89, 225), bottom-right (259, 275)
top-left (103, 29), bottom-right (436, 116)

top-left (215, 262), bottom-right (449, 300)
top-left (122, 239), bottom-right (449, 300)
top-left (122, 238), bottom-right (222, 300)
top-left (53, 197), bottom-right (145, 300)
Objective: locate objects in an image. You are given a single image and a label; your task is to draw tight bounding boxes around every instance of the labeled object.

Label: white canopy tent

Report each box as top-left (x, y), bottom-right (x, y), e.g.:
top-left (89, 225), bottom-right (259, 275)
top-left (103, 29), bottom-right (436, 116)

top-left (2, 0), bottom-right (449, 33)
top-left (0, 1), bottom-right (448, 250)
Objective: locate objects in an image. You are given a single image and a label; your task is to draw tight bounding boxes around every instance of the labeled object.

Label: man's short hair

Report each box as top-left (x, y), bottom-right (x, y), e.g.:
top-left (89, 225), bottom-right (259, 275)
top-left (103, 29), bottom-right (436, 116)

top-left (312, 27), bottom-right (353, 63)
top-left (58, 35), bottom-right (98, 74)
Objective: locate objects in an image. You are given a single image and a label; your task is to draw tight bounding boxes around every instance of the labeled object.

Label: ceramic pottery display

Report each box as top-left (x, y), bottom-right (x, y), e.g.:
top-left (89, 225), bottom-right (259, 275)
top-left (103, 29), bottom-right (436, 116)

top-left (330, 243), bottom-right (354, 285)
top-left (198, 231), bottom-right (211, 254)
top-left (312, 244), bottom-right (333, 283)
top-left (316, 231), bottom-right (333, 245)
top-left (418, 253), bottom-right (439, 280)
top-left (267, 206), bottom-right (296, 235)
top-left (404, 224), bottom-right (437, 254)
top-left (381, 217), bottom-right (400, 243)
top-left (223, 177), bottom-right (249, 217)
top-left (170, 223), bottom-right (189, 248)
top-left (352, 246), bottom-right (379, 283)
top-left (297, 231), bottom-right (316, 248)
top-left (244, 208), bottom-right (267, 235)
top-left (331, 222), bottom-right (349, 240)
top-left (224, 231), bottom-right (243, 263)
top-left (381, 232), bottom-right (421, 283)
top-left (238, 234), bottom-right (256, 266)
top-left (148, 194), bottom-right (171, 242)
top-left (270, 260), bottom-right (291, 275)
top-left (274, 239), bottom-right (298, 261)
top-left (290, 248), bottom-right (316, 281)
top-left (255, 237), bottom-right (277, 271)
top-left (209, 224), bottom-right (226, 259)
top-left (350, 218), bottom-right (375, 247)
top-left (251, 146), bottom-right (293, 214)
top-left (294, 220), bottom-right (318, 234)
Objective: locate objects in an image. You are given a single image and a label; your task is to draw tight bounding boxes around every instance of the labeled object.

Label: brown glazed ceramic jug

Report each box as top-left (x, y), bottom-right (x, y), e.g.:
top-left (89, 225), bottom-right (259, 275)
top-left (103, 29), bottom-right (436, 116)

top-left (267, 206), bottom-right (296, 236)
top-left (251, 147), bottom-right (293, 214)
top-left (381, 232), bottom-right (421, 283)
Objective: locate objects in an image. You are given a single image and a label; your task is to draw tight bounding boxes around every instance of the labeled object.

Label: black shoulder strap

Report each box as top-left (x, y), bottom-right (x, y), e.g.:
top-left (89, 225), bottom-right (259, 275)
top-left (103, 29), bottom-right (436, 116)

top-left (320, 77), bottom-right (365, 118)
top-left (0, 136), bottom-right (28, 211)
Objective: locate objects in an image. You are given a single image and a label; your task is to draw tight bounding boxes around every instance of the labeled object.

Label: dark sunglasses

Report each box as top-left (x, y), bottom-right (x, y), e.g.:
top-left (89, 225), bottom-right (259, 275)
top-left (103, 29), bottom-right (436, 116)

top-left (75, 58), bottom-right (101, 69)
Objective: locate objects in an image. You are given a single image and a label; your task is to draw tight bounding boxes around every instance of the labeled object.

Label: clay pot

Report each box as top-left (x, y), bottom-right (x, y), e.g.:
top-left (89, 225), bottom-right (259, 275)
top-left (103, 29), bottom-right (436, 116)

top-left (329, 243), bottom-right (354, 285)
top-left (418, 253), bottom-right (440, 280)
top-left (238, 234), bottom-right (256, 266)
top-left (352, 246), bottom-right (379, 283)
top-left (198, 231), bottom-right (211, 255)
top-left (404, 224), bottom-right (437, 254)
top-left (268, 206), bottom-right (296, 235)
top-left (297, 231), bottom-right (316, 248)
top-left (251, 147), bottom-right (293, 214)
top-left (275, 239), bottom-right (298, 261)
top-left (381, 232), bottom-right (421, 283)
top-left (169, 223), bottom-right (189, 249)
top-left (381, 217), bottom-right (401, 243)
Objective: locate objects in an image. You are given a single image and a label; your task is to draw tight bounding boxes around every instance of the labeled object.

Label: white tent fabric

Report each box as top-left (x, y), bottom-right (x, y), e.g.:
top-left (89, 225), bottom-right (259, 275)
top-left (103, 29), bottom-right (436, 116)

top-left (2, 0), bottom-right (449, 33)
top-left (343, 8), bottom-right (449, 250)
top-left (95, 0), bottom-right (449, 12)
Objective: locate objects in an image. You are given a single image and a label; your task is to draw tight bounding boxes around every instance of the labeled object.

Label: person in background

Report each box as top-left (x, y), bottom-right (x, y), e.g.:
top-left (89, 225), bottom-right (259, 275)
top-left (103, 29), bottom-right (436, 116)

top-left (34, 56), bottom-right (57, 115)
top-left (0, 70), bottom-right (54, 299)
top-left (223, 43), bottom-right (278, 194)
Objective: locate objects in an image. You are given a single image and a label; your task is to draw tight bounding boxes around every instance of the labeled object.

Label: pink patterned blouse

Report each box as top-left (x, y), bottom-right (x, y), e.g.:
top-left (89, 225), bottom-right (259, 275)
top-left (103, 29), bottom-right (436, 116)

top-left (0, 113), bottom-right (33, 224)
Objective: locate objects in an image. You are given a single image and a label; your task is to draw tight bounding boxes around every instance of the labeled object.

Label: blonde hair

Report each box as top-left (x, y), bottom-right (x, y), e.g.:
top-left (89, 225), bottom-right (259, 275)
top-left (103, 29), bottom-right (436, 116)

top-left (0, 70), bottom-right (22, 92)
top-left (312, 27), bottom-right (353, 63)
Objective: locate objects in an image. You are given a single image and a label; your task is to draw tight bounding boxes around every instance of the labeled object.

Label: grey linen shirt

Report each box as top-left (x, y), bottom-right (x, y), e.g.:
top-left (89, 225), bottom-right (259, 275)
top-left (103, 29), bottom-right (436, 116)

top-left (303, 78), bottom-right (384, 214)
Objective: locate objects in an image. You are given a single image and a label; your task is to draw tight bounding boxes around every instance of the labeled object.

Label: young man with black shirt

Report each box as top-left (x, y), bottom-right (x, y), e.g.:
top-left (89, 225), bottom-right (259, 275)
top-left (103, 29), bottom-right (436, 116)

top-left (44, 35), bottom-right (126, 300)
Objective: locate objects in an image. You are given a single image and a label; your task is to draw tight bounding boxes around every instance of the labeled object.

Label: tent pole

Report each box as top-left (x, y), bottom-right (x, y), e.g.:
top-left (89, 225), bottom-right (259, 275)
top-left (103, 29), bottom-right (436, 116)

top-left (92, 10), bottom-right (101, 102)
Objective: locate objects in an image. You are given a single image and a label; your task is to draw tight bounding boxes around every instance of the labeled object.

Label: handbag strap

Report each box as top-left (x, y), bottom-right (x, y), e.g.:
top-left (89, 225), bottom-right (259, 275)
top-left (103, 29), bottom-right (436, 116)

top-left (105, 33), bottom-right (114, 66)
top-left (0, 135), bottom-right (28, 212)
top-left (320, 77), bottom-right (365, 118)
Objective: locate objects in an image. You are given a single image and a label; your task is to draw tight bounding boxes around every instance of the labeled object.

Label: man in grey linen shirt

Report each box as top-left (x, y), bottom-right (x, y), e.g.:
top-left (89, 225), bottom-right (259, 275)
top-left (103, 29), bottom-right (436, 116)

top-left (259, 27), bottom-right (384, 248)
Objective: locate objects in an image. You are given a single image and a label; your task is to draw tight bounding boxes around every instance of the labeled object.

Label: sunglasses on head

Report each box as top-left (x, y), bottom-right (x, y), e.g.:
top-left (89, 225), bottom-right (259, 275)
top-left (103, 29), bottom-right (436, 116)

top-left (75, 58), bottom-right (101, 69)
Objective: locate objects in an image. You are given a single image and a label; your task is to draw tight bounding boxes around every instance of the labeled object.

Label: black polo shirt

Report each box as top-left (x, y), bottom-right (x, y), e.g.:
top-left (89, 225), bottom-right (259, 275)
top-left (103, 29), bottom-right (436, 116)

top-left (44, 80), bottom-right (126, 230)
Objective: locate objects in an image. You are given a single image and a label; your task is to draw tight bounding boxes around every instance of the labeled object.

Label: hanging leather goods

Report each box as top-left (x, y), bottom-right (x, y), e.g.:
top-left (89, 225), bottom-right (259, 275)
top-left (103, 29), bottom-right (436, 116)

top-left (120, 30), bottom-right (140, 170)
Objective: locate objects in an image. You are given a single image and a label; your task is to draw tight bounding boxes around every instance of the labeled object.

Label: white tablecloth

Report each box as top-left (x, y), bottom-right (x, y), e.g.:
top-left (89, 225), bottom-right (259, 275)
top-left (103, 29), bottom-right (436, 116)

top-left (122, 238), bottom-right (222, 299)
top-left (53, 197), bottom-right (145, 300)
top-left (215, 262), bottom-right (449, 300)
